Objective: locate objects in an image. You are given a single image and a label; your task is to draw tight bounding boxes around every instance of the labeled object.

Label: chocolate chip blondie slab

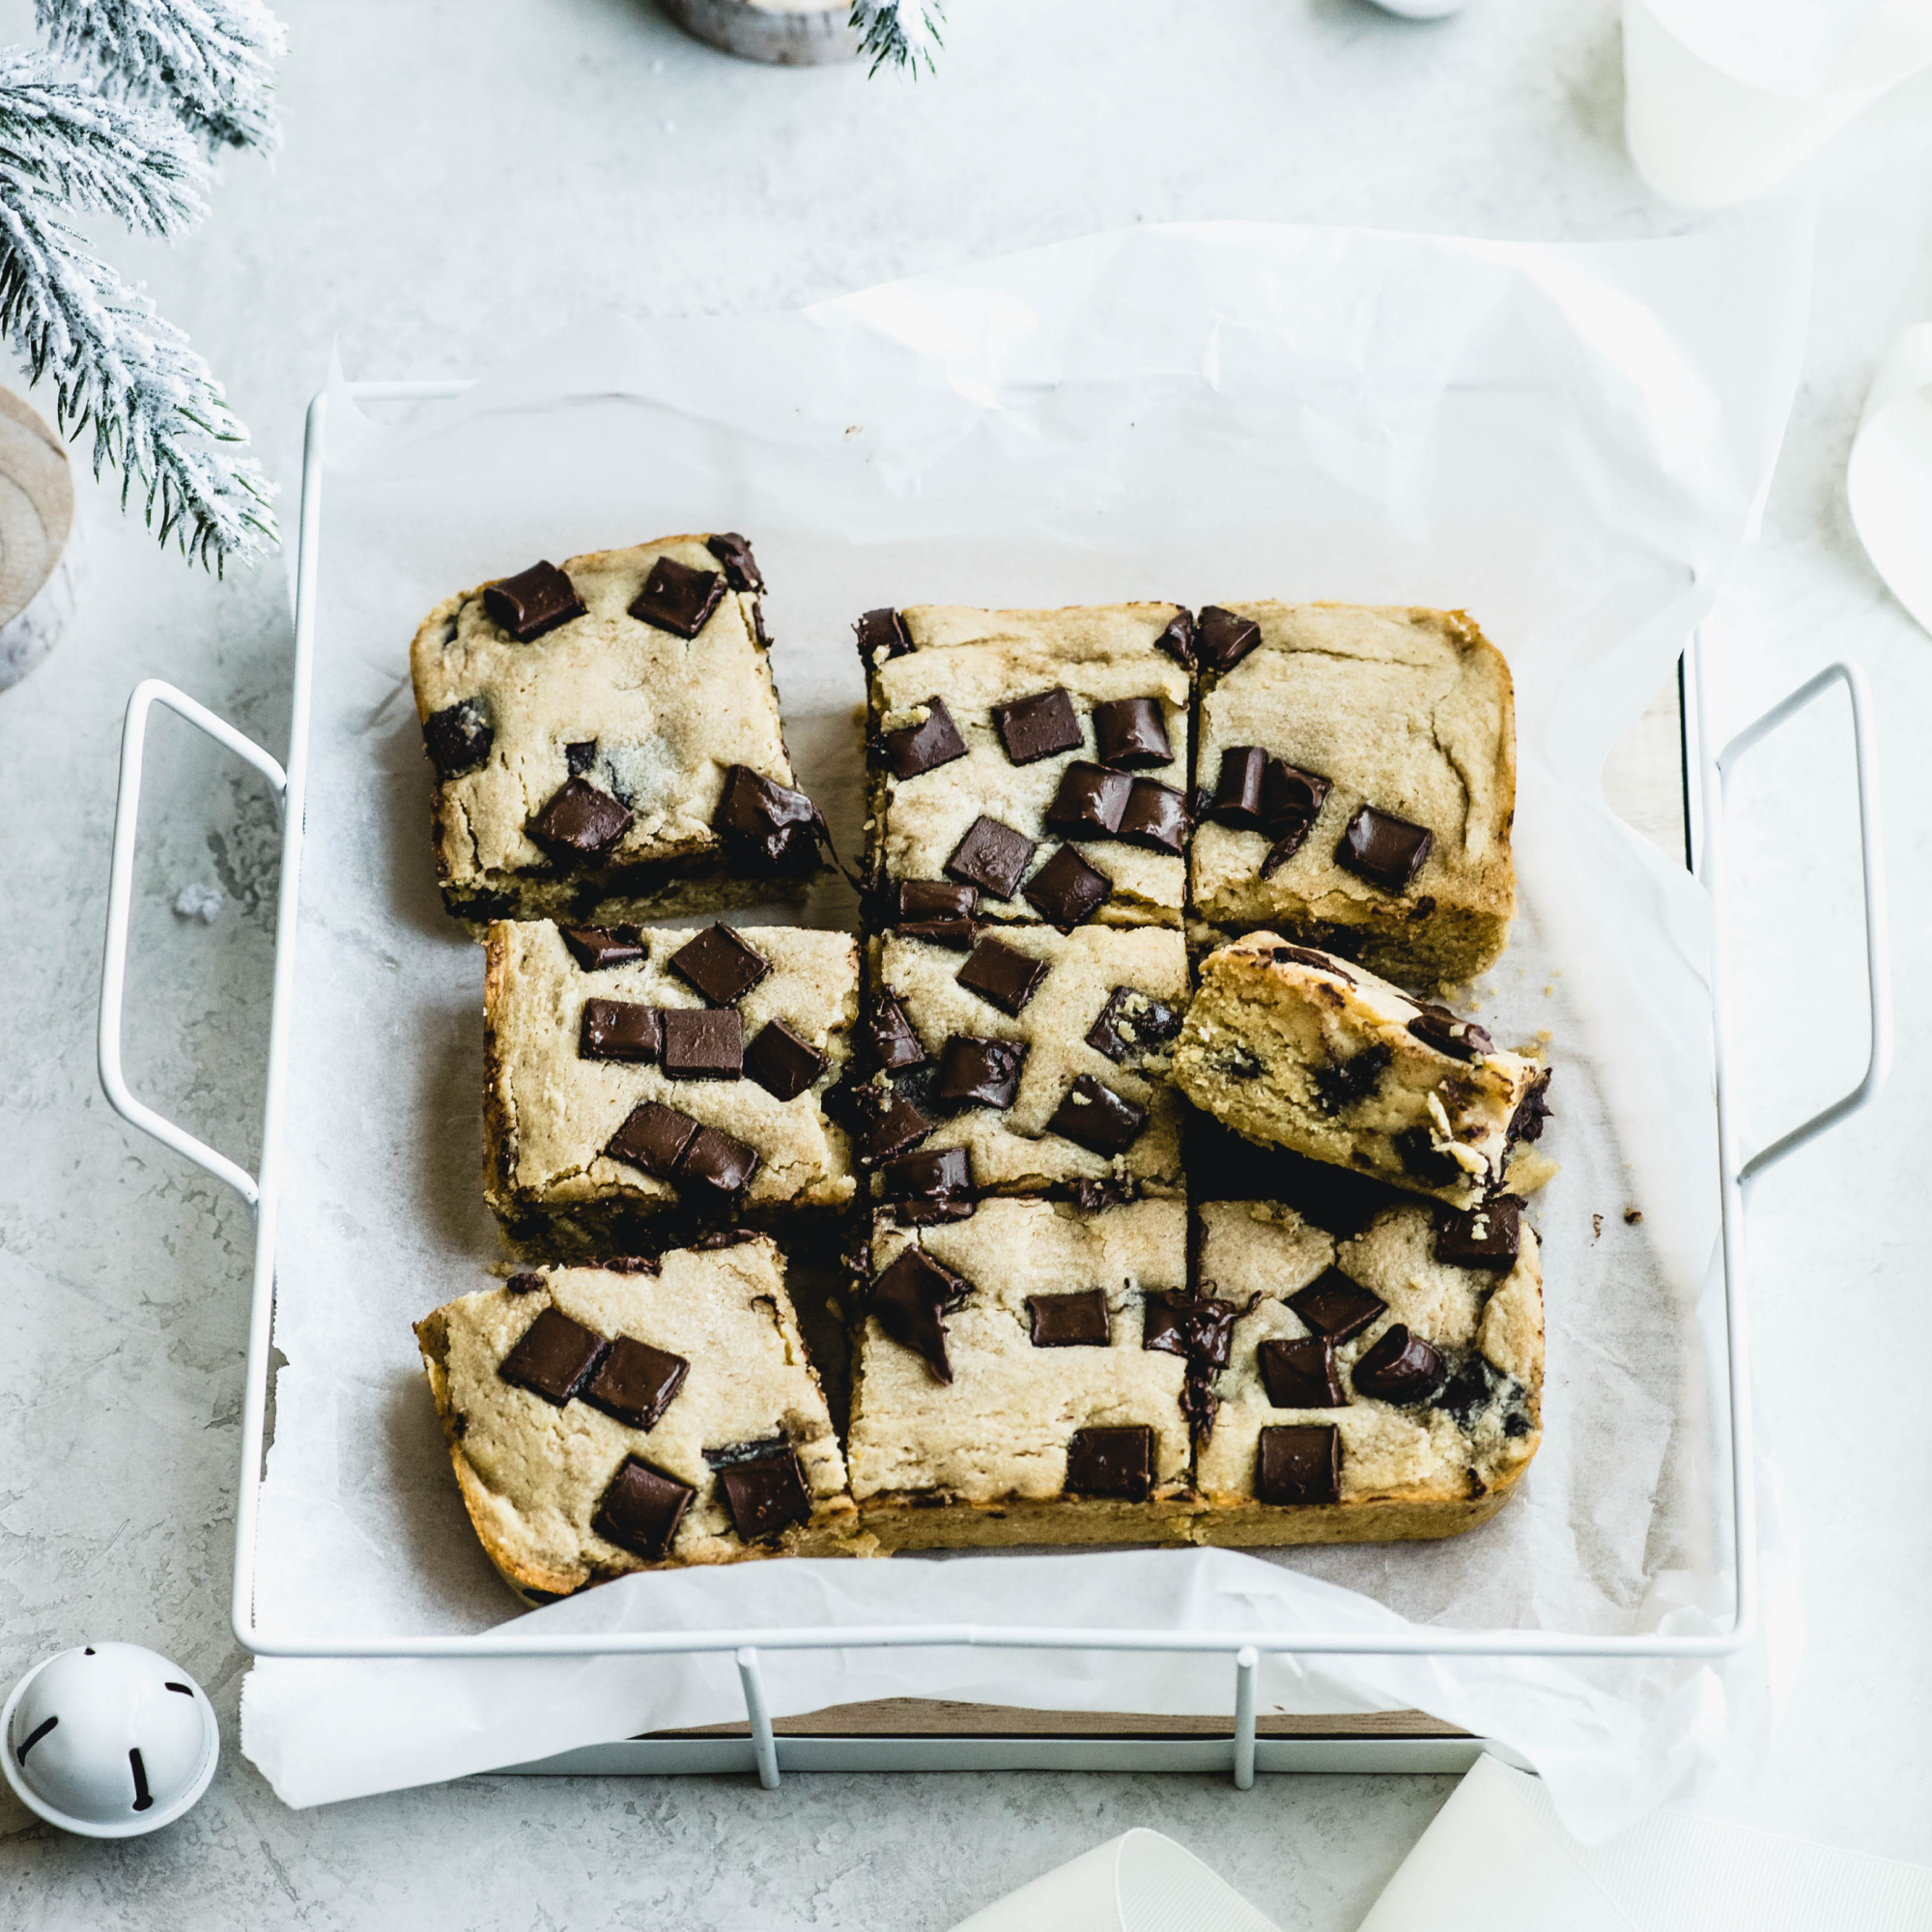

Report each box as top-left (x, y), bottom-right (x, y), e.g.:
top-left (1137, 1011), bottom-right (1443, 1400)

top-left (859, 603), bottom-right (1193, 930)
top-left (846, 1197), bottom-right (1197, 1548)
top-left (1172, 934), bottom-right (1546, 1211)
top-left (415, 1240), bottom-right (869, 1598)
top-left (1188, 1198), bottom-right (1542, 1545)
top-left (857, 924), bottom-right (1191, 1204)
top-left (1190, 602), bottom-right (1516, 987)
top-left (484, 919), bottom-right (859, 1252)
top-left (412, 534), bottom-right (829, 932)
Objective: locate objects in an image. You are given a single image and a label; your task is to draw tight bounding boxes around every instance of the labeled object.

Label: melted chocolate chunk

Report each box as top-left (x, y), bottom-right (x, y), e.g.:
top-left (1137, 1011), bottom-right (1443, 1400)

top-left (527, 779), bottom-right (633, 861)
top-left (1286, 1267), bottom-right (1386, 1342)
top-left (870, 1246), bottom-right (969, 1382)
top-left (704, 531), bottom-right (763, 592)
top-left (1256, 1424), bottom-right (1340, 1506)
top-left (1260, 823), bottom-right (1313, 877)
top-left (583, 1336), bottom-right (691, 1433)
top-left (1045, 763), bottom-right (1132, 839)
top-left (718, 1447), bottom-right (811, 1542)
top-left (745, 1020), bottom-right (827, 1101)
top-left (1085, 985), bottom-right (1182, 1064)
top-left (580, 998), bottom-right (663, 1064)
top-left (1142, 1293), bottom-right (1240, 1371)
top-left (1196, 606), bottom-right (1262, 671)
top-left (565, 739), bottom-right (598, 777)
top-left (1027, 1289), bottom-right (1110, 1347)
top-left (882, 1145), bottom-right (972, 1211)
top-left (993, 687), bottom-right (1082, 766)
top-left (1258, 1336), bottom-right (1346, 1408)
top-left (1435, 1194), bottom-right (1522, 1269)
top-left (629, 555), bottom-right (726, 638)
top-left (676, 1124), bottom-right (760, 1197)
top-left (669, 923), bottom-right (771, 1006)
top-left (1209, 747), bottom-right (1268, 828)
top-left (895, 880), bottom-right (979, 923)
top-left (936, 1035), bottom-right (1026, 1109)
top-left (855, 607), bottom-right (912, 662)
top-left (945, 815), bottom-right (1037, 900)
top-left (1351, 1323), bottom-right (1447, 1404)
top-left (560, 923), bottom-right (647, 971)
top-left (1117, 779), bottom-right (1188, 855)
top-left (1269, 943), bottom-right (1353, 984)
top-left (879, 696), bottom-right (968, 780)
top-left (1064, 1425), bottom-right (1152, 1501)
top-left (1395, 1125), bottom-right (1464, 1189)
top-left (1093, 696), bottom-right (1172, 770)
top-left (1264, 758), bottom-right (1331, 827)
top-left (1434, 1354), bottom-right (1505, 1432)
top-left (1310, 1043), bottom-right (1392, 1116)
top-left (483, 560), bottom-right (584, 641)
top-left (1509, 1067), bottom-right (1553, 1145)
top-left (662, 1008), bottom-right (744, 1080)
top-left (505, 1270), bottom-right (546, 1293)
top-left (1023, 844), bottom-right (1111, 929)
top-left (1155, 610), bottom-right (1195, 668)
top-left (852, 1085), bottom-right (934, 1165)
top-left (956, 937), bottom-right (1048, 1016)
top-left (593, 1457), bottom-right (694, 1560)
top-left (1407, 1006), bottom-right (1494, 1062)
top-left (606, 1101), bottom-right (701, 1179)
top-left (423, 698), bottom-right (494, 777)
top-left (712, 766), bottom-right (830, 873)
top-left (1046, 1075), bottom-right (1147, 1155)
top-left (1336, 805), bottom-right (1435, 892)
top-left (865, 991), bottom-right (926, 1071)
top-left (498, 1307), bottom-right (607, 1406)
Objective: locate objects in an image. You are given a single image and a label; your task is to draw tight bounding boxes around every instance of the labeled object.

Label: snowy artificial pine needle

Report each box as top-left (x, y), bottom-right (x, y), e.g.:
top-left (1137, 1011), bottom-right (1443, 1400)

top-left (850, 0), bottom-right (944, 76)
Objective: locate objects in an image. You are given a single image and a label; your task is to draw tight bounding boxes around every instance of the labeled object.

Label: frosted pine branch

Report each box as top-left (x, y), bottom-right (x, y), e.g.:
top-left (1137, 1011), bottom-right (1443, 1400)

top-left (850, 0), bottom-right (944, 76)
top-left (35, 0), bottom-right (285, 156)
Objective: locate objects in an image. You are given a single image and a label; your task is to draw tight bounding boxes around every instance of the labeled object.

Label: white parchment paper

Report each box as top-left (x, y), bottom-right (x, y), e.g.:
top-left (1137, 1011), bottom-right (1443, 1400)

top-left (240, 218), bottom-right (1811, 1835)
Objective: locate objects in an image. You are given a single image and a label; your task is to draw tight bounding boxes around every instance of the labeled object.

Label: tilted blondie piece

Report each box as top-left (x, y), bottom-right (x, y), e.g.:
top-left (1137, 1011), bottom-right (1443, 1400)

top-left (412, 534), bottom-right (828, 931)
top-left (845, 1197), bottom-right (1196, 1547)
top-left (1189, 602), bottom-right (1516, 988)
top-left (414, 1238), bottom-right (868, 1597)
top-left (1171, 934), bottom-right (1548, 1211)
top-left (1189, 1198), bottom-right (1543, 1544)
top-left (859, 603), bottom-right (1192, 931)
top-left (854, 923), bottom-right (1191, 1207)
top-left (484, 919), bottom-right (858, 1251)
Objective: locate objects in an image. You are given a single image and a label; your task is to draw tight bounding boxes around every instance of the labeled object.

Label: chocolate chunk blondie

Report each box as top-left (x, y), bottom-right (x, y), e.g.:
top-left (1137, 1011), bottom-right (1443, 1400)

top-left (412, 534), bottom-right (828, 931)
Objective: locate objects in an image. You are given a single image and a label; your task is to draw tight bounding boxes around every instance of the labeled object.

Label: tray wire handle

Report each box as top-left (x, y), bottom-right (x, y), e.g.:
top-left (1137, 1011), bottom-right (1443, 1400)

top-left (99, 678), bottom-right (288, 1209)
top-left (736, 1648), bottom-right (781, 1789)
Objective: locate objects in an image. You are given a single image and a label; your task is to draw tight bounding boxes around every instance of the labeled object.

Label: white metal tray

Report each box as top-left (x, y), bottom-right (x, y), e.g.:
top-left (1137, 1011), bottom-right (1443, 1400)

top-left (96, 381), bottom-right (1892, 1785)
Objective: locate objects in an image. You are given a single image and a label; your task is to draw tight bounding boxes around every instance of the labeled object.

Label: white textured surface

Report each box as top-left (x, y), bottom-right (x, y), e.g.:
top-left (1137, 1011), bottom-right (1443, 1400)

top-left (1, 0), bottom-right (1930, 1923)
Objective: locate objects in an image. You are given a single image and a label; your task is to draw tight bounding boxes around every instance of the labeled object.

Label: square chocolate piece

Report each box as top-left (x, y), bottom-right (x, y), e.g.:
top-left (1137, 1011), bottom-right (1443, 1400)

top-left (580, 998), bottom-right (663, 1065)
top-left (669, 923), bottom-right (771, 1006)
top-left (497, 1305), bottom-right (607, 1406)
top-left (661, 1008), bottom-right (744, 1081)
top-left (583, 1336), bottom-right (691, 1432)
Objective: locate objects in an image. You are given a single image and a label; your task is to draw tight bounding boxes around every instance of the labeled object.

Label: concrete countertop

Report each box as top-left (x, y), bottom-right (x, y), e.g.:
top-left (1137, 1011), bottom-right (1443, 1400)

top-left (3, 1), bottom-right (1930, 1923)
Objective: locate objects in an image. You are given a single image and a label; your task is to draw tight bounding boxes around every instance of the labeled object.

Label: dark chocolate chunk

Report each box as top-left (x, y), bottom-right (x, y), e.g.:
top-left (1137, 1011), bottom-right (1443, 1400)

top-left (498, 1307), bottom-right (607, 1406)
top-left (505, 1270), bottom-right (546, 1294)
top-left (1264, 757), bottom-right (1331, 824)
top-left (1351, 1322), bottom-right (1447, 1404)
top-left (1210, 748), bottom-right (1268, 829)
top-left (1045, 762), bottom-right (1131, 839)
top-left (1117, 779), bottom-right (1188, 855)
top-left (956, 937), bottom-right (1049, 1016)
top-left (593, 1456), bottom-right (695, 1559)
top-left (1256, 1424), bottom-right (1340, 1506)
top-left (1260, 822), bottom-right (1313, 878)
top-left (1023, 844), bottom-right (1111, 929)
top-left (1085, 985), bottom-right (1183, 1064)
top-left (1258, 1336), bottom-right (1347, 1408)
top-left (1064, 1425), bottom-right (1152, 1501)
top-left (750, 597), bottom-right (772, 649)
top-left (992, 686), bottom-right (1082, 766)
top-left (1395, 1125), bottom-right (1464, 1189)
top-left (565, 739), bottom-right (598, 777)
top-left (896, 880), bottom-right (979, 923)
top-left (898, 919), bottom-right (978, 950)
top-left (423, 698), bottom-right (494, 777)
top-left (713, 766), bottom-right (830, 873)
top-left (1046, 1075), bottom-right (1147, 1155)
top-left (852, 1085), bottom-right (934, 1165)
top-left (879, 696), bottom-right (968, 780)
top-left (560, 923), bottom-right (647, 972)
top-left (703, 1435), bottom-right (791, 1469)
top-left (1434, 1354), bottom-right (1506, 1433)
top-left (661, 1008), bottom-right (744, 1080)
top-left (629, 555), bottom-right (726, 638)
top-left (483, 560), bottom-right (584, 642)
top-left (718, 1447), bottom-right (811, 1542)
top-left (870, 1246), bottom-right (969, 1382)
top-left (1336, 805), bottom-right (1435, 892)
top-left (1155, 610), bottom-right (1195, 668)
top-left (865, 991), bottom-right (926, 1071)
top-left (882, 1145), bottom-right (972, 1210)
top-left (1509, 1068), bottom-right (1553, 1145)
top-left (675, 1124), bottom-right (760, 1197)
top-left (1196, 606), bottom-right (1262, 671)
top-left (1027, 1289), bottom-right (1110, 1347)
top-left (1269, 943), bottom-right (1354, 984)
top-left (527, 779), bottom-right (633, 861)
top-left (855, 607), bottom-right (912, 662)
top-left (583, 1336), bottom-right (691, 1432)
top-left (1287, 1267), bottom-right (1386, 1342)
top-left (580, 998), bottom-right (663, 1064)
top-left (606, 1101), bottom-right (701, 1179)
top-left (704, 531), bottom-right (763, 593)
top-left (1311, 1043), bottom-right (1392, 1116)
top-left (946, 815), bottom-right (1037, 899)
top-left (669, 923), bottom-right (771, 1006)
top-left (1093, 696), bottom-right (1173, 771)
top-left (745, 1020), bottom-right (827, 1101)
top-left (936, 1035), bottom-right (1027, 1110)
top-left (603, 1254), bottom-right (663, 1272)
top-left (1407, 1006), bottom-right (1494, 1063)
top-left (1142, 1293), bottom-right (1240, 1372)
